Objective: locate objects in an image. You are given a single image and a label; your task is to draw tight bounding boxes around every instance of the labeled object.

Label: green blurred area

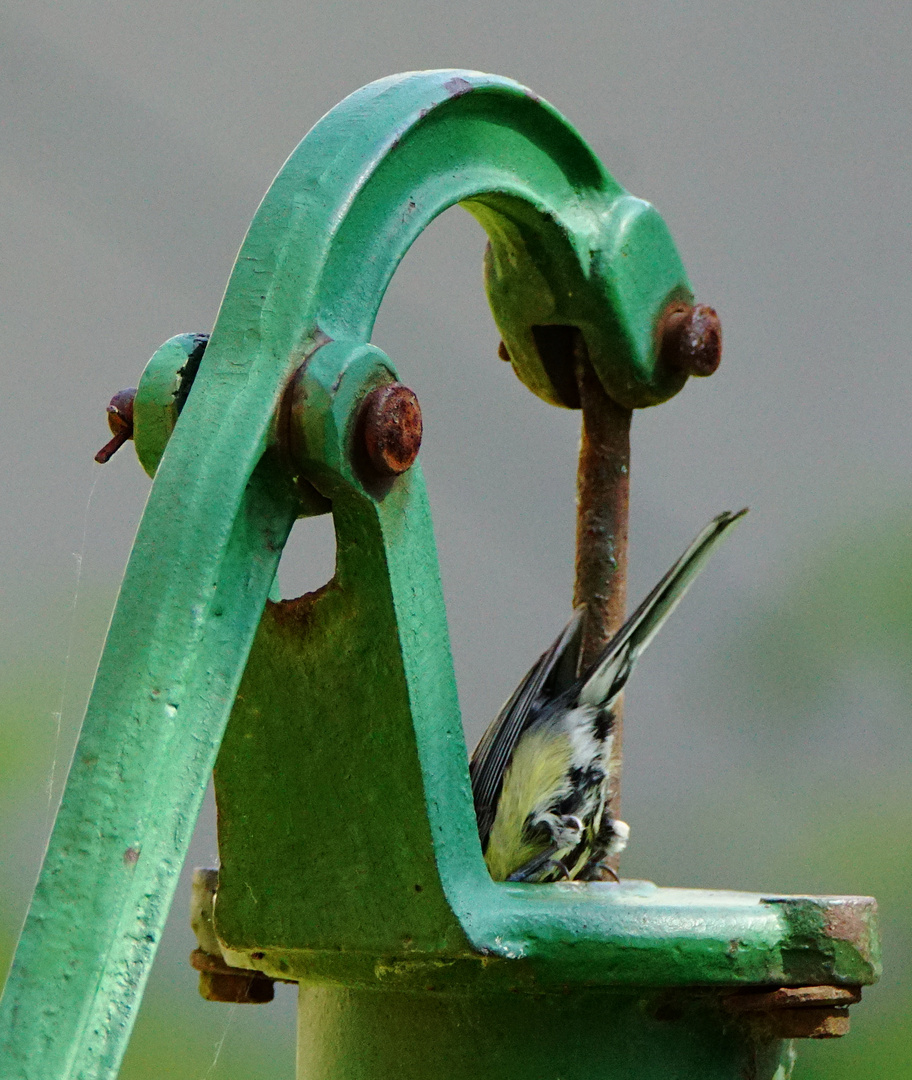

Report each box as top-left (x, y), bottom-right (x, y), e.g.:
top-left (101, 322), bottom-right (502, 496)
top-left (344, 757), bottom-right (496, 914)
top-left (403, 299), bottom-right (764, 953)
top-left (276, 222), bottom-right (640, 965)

top-left (623, 507), bottom-right (912, 1078)
top-left (1, 509), bottom-right (911, 1077)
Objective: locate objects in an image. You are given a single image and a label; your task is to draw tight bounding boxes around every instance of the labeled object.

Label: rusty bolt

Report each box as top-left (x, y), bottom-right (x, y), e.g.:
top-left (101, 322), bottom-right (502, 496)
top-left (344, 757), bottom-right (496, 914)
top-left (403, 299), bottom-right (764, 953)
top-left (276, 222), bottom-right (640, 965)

top-left (660, 304), bottom-right (721, 378)
top-left (359, 383), bottom-right (423, 477)
top-left (199, 971), bottom-right (275, 1004)
top-left (190, 948), bottom-right (275, 1004)
top-left (724, 986), bottom-right (861, 1012)
top-left (95, 388), bottom-right (136, 463)
top-left (724, 985), bottom-right (861, 1040)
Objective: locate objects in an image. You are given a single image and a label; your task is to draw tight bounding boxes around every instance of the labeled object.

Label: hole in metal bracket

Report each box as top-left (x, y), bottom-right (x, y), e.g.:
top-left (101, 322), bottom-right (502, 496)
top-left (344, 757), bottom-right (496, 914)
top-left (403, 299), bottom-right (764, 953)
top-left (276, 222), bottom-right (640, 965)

top-left (274, 515), bottom-right (337, 602)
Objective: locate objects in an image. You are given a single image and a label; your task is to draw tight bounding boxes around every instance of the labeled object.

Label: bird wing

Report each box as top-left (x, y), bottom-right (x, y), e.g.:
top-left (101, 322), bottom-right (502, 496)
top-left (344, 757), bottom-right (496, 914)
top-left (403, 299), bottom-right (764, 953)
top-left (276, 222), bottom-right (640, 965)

top-left (578, 509), bottom-right (747, 708)
top-left (470, 609), bottom-right (585, 849)
top-left (505, 844), bottom-right (562, 882)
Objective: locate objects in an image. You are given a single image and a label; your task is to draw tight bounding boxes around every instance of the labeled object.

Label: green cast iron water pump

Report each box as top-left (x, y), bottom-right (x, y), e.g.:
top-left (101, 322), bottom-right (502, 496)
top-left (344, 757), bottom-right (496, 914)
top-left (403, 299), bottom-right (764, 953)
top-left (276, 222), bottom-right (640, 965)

top-left (0, 70), bottom-right (879, 1080)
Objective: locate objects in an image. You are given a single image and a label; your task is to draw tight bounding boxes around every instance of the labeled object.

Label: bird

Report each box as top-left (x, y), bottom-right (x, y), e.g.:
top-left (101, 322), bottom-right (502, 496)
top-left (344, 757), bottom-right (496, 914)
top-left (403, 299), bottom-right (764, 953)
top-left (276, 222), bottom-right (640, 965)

top-left (470, 509), bottom-right (747, 883)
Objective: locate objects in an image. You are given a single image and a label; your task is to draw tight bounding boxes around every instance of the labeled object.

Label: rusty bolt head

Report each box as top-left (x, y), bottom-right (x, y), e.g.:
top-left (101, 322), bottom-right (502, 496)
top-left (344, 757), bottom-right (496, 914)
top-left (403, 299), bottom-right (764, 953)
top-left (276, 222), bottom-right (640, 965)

top-left (106, 388), bottom-right (136, 433)
top-left (660, 304), bottom-right (721, 378)
top-left (95, 387), bottom-right (137, 464)
top-left (723, 985), bottom-right (860, 1040)
top-left (360, 383), bottom-right (423, 477)
top-left (190, 948), bottom-right (276, 1004)
top-left (199, 970), bottom-right (275, 1004)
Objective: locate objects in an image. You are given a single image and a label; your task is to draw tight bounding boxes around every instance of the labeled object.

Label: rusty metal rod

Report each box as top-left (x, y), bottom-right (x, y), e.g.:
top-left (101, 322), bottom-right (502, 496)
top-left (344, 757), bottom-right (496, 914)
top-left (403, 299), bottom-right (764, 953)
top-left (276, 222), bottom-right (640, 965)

top-left (572, 341), bottom-right (632, 870)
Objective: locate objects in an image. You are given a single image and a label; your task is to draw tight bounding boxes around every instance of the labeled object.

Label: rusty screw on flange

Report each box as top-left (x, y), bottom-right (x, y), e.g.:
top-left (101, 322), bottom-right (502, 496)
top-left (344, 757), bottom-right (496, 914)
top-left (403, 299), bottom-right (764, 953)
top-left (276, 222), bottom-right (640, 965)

top-left (189, 867), bottom-right (278, 1004)
top-left (660, 303), bottom-right (722, 378)
top-left (190, 948), bottom-right (276, 1004)
top-left (359, 383), bottom-right (423, 477)
top-left (724, 985), bottom-right (862, 1040)
top-left (95, 388), bottom-right (137, 464)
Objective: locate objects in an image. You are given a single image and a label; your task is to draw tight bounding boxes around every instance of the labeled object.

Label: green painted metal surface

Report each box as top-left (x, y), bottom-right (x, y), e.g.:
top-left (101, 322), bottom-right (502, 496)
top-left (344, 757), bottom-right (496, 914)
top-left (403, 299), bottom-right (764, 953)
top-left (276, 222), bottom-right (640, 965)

top-left (0, 69), bottom-right (879, 1080)
top-left (294, 986), bottom-right (795, 1080)
top-left (214, 340), bottom-right (880, 995)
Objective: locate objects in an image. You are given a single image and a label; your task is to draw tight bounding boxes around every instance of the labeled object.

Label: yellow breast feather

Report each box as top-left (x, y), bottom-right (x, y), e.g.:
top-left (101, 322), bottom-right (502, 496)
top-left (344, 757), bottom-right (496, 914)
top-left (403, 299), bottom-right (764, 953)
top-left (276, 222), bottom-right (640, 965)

top-left (483, 727), bottom-right (572, 882)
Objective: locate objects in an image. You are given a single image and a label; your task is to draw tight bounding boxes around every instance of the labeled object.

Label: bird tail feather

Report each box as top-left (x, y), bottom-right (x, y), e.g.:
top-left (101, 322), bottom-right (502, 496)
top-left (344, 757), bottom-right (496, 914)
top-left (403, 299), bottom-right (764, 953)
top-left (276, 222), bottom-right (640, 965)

top-left (578, 509), bottom-right (747, 707)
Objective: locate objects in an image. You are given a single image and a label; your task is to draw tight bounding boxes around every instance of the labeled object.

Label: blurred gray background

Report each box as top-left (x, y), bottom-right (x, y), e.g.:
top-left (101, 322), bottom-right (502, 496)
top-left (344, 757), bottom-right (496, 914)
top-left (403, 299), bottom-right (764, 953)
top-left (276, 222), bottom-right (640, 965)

top-left (1, 2), bottom-right (910, 1076)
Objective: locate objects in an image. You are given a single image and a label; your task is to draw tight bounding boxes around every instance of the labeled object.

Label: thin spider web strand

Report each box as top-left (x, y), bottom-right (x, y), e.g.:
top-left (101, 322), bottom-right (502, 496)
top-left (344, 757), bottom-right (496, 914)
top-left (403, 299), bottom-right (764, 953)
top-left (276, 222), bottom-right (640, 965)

top-left (200, 1002), bottom-right (239, 1079)
top-left (44, 465), bottom-right (100, 838)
